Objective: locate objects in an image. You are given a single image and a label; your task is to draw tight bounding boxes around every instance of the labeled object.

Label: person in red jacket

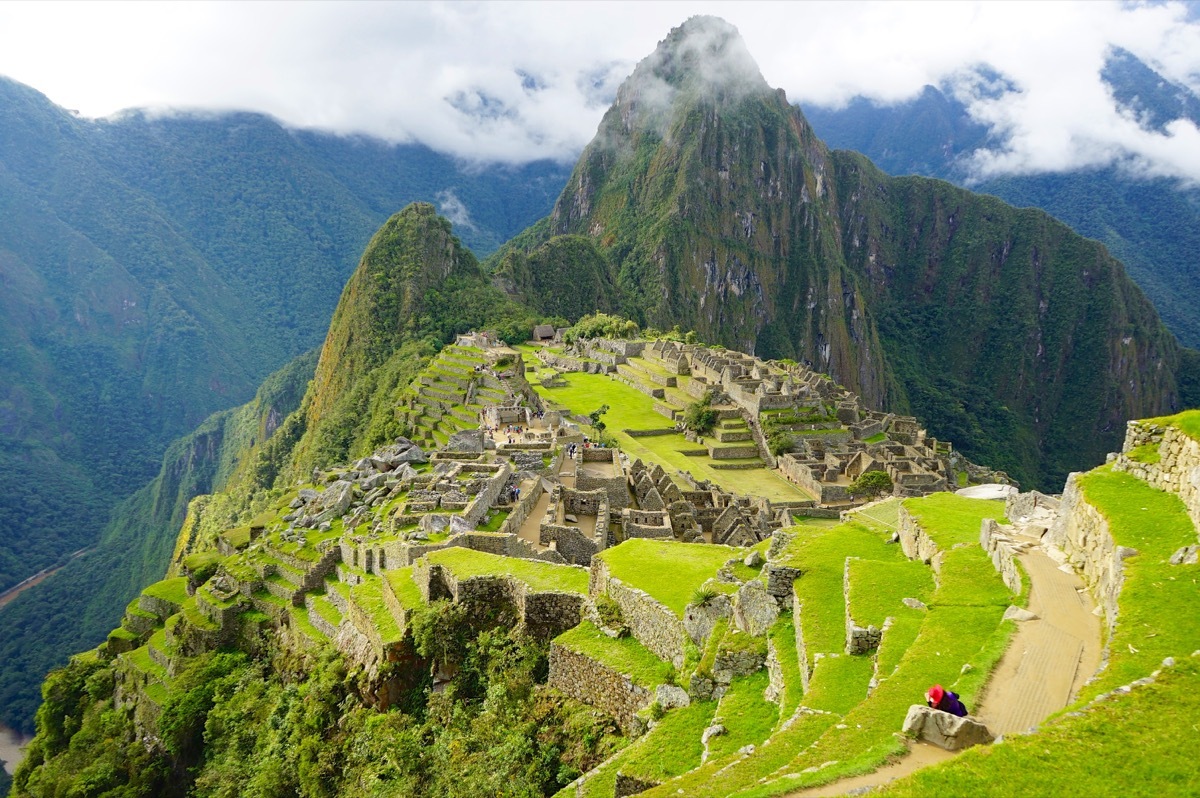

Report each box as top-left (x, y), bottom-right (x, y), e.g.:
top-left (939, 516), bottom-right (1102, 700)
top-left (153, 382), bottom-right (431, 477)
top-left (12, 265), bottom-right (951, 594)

top-left (926, 684), bottom-right (968, 717)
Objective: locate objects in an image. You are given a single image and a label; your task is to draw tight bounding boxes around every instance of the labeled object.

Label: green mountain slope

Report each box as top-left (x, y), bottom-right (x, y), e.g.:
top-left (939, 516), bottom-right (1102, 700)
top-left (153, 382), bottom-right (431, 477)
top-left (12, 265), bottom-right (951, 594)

top-left (0, 75), bottom-right (567, 595)
top-left (802, 52), bottom-right (1200, 349)
top-left (491, 16), bottom-right (1198, 490)
top-left (0, 350), bottom-right (315, 735)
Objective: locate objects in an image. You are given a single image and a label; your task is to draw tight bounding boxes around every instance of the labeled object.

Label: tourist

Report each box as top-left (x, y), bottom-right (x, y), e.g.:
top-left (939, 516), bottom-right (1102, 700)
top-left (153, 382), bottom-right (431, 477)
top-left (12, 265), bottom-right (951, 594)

top-left (925, 684), bottom-right (968, 717)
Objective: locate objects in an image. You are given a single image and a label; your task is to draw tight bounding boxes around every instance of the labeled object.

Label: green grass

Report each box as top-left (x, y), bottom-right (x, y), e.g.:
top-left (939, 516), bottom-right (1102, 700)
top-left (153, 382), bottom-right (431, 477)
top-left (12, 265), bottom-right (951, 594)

top-left (288, 605), bottom-right (329, 644)
top-left (1075, 467), bottom-right (1200, 698)
top-left (1146, 408), bottom-right (1200, 443)
top-left (350, 576), bottom-right (403, 643)
top-left (850, 497), bottom-right (901, 532)
top-left (141, 577), bottom-right (190, 607)
top-left (847, 559), bottom-right (934, 629)
top-left (901, 493), bottom-right (1008, 548)
top-left (477, 508), bottom-right (510, 531)
top-left (617, 701), bottom-right (717, 784)
top-left (222, 526), bottom-right (252, 550)
top-left (598, 539), bottom-right (739, 615)
top-left (124, 598), bottom-right (157, 621)
top-left (930, 546), bottom-right (1017, 607)
top-left (124, 644), bottom-right (168, 681)
top-left (385, 566), bottom-right (423, 610)
top-left (180, 596), bottom-right (219, 631)
top-left (425, 548), bottom-right (588, 594)
top-left (768, 613), bottom-right (803, 719)
top-left (779, 522), bottom-right (898, 665)
top-left (532, 371), bottom-right (811, 501)
top-left (1126, 442), bottom-right (1162, 464)
top-left (864, 432), bottom-right (887, 444)
top-left (803, 654), bottom-right (874, 713)
top-left (555, 622), bottom-right (672, 690)
top-left (706, 670), bottom-right (780, 760)
top-left (310, 594), bottom-right (342, 627)
top-left (876, 658), bottom-right (1200, 798)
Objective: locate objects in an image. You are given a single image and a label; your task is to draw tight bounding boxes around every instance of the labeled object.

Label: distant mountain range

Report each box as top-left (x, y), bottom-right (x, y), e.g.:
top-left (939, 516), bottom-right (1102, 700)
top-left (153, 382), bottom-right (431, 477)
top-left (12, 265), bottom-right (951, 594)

top-left (803, 47), bottom-right (1200, 348)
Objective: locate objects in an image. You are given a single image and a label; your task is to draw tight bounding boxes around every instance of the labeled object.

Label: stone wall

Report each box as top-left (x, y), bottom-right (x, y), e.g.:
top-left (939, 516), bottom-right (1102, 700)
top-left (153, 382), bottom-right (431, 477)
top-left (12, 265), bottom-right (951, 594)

top-left (1047, 473), bottom-right (1129, 639)
top-left (979, 518), bottom-right (1023, 595)
top-left (897, 503), bottom-right (940, 564)
top-left (412, 561), bottom-right (584, 638)
top-left (590, 557), bottom-right (686, 667)
top-left (1115, 420), bottom-right (1200, 538)
top-left (548, 643), bottom-right (652, 734)
top-left (540, 524), bottom-right (603, 565)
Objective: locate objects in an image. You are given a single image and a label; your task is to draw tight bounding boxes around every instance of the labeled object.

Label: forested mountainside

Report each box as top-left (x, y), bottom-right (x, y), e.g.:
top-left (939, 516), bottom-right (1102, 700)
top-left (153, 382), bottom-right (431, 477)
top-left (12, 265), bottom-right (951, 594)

top-left (0, 351), bottom-right (315, 734)
top-left (492, 18), bottom-right (1199, 490)
top-left (0, 74), bottom-right (569, 600)
top-left (803, 47), bottom-right (1200, 349)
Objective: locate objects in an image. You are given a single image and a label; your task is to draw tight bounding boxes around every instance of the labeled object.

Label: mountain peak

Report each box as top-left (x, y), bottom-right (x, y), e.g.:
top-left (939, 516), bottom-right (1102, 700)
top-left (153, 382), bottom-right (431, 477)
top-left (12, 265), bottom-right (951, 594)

top-left (608, 16), bottom-right (771, 135)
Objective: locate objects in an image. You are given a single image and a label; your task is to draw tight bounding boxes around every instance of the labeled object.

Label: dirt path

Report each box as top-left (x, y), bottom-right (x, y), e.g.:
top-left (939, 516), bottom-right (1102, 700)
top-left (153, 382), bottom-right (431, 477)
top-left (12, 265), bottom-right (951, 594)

top-left (975, 535), bottom-right (1101, 736)
top-left (516, 484), bottom-right (551, 549)
top-left (781, 532), bottom-right (1101, 797)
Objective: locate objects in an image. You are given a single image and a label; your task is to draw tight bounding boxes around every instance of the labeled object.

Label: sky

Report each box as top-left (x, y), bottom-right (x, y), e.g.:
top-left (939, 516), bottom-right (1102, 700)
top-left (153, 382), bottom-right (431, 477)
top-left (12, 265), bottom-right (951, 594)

top-left (2, 1), bottom-right (1200, 182)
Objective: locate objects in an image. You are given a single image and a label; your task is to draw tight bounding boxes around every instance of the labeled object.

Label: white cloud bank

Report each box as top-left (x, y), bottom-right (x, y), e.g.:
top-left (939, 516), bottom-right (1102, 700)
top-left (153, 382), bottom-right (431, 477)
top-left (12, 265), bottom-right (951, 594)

top-left (1, 1), bottom-right (1199, 182)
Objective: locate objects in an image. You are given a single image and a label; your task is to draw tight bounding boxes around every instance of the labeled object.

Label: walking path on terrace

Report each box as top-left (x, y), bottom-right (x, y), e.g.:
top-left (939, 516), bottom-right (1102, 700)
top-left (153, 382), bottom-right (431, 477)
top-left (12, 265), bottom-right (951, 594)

top-left (786, 525), bottom-right (1102, 797)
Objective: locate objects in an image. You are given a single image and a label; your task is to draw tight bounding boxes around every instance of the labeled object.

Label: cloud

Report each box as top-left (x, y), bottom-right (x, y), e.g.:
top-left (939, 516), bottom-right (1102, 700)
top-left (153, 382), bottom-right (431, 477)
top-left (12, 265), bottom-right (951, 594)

top-left (435, 189), bottom-right (476, 232)
top-left (0, 1), bottom-right (1198, 181)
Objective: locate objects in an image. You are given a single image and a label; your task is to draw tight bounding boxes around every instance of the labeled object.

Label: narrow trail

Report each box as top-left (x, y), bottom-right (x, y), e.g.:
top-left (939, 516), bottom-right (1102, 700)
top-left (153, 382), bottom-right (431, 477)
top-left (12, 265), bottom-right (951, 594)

top-left (0, 547), bottom-right (90, 611)
top-left (783, 532), bottom-right (1101, 797)
top-left (976, 535), bottom-right (1101, 737)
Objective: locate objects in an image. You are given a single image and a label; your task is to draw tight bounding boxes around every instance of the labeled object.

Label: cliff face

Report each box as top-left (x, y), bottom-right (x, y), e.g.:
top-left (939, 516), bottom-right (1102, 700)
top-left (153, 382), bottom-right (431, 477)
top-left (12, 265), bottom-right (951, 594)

top-left (495, 16), bottom-right (1196, 488)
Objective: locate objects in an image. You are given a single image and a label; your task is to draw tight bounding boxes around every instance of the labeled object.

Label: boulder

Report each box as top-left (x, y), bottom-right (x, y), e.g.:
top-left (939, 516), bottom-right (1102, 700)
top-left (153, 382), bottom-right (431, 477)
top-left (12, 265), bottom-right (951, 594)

top-left (683, 591), bottom-right (733, 645)
top-left (743, 550), bottom-right (764, 568)
top-left (447, 429), bottom-right (485, 452)
top-left (655, 684), bottom-right (691, 710)
top-left (1169, 545), bottom-right (1199, 565)
top-left (1002, 606), bottom-right (1039, 622)
top-left (361, 472), bottom-right (388, 491)
top-left (902, 705), bottom-right (993, 751)
top-left (449, 516), bottom-right (474, 535)
top-left (733, 580), bottom-right (778, 636)
top-left (701, 724), bottom-right (727, 745)
top-left (902, 597), bottom-right (928, 611)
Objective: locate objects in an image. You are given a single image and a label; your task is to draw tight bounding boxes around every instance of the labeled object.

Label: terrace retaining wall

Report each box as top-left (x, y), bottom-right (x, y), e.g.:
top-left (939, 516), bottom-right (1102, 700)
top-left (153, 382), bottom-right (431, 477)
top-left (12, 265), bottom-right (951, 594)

top-left (548, 643), bottom-right (652, 734)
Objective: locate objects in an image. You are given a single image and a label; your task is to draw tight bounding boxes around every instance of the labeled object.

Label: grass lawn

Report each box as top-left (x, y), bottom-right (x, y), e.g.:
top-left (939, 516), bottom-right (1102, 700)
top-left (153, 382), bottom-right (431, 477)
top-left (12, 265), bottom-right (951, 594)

top-left (555, 621), bottom-right (672, 689)
top-left (847, 559), bottom-right (934, 628)
top-left (288, 605), bottom-right (329, 644)
top-left (707, 670), bottom-right (780, 760)
top-left (779, 522), bottom-right (899, 666)
top-left (1075, 466), bottom-right (1200, 698)
top-left (619, 701), bottom-right (718, 784)
top-left (901, 494), bottom-right (1008, 548)
top-left (598, 539), bottom-right (738, 615)
top-left (533, 371), bottom-right (812, 501)
top-left (142, 577), bottom-right (190, 607)
top-left (768, 613), bottom-right (804, 720)
top-left (385, 566), bottom-right (423, 610)
top-left (350, 576), bottom-right (403, 643)
top-left (1146, 408), bottom-right (1200, 443)
top-left (425, 548), bottom-right (589, 594)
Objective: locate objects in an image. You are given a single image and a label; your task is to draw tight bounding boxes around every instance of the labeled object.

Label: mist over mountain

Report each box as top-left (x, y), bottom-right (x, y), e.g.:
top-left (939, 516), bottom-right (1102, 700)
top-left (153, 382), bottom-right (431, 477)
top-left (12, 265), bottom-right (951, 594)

top-left (803, 48), bottom-right (1200, 348)
top-left (494, 16), bottom-right (1198, 491)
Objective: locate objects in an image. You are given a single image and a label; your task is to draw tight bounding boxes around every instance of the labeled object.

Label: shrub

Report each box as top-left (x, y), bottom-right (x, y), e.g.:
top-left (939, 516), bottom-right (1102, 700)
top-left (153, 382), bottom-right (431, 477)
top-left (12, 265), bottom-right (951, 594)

top-left (691, 585), bottom-right (719, 606)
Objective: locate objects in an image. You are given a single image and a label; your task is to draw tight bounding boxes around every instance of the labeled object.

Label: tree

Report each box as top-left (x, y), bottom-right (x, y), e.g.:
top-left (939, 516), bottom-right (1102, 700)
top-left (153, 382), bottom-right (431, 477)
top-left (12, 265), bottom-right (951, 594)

top-left (849, 470), bottom-right (893, 499)
top-left (588, 404), bottom-right (610, 433)
top-left (682, 392), bottom-right (718, 436)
